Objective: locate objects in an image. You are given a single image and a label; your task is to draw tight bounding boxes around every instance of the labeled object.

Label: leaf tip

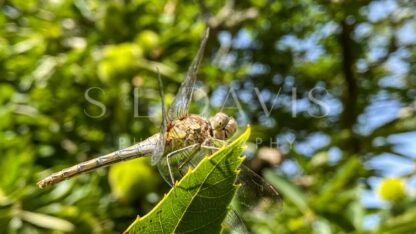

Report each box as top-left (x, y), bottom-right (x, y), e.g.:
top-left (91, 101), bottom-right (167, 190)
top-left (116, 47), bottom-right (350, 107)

top-left (245, 124), bottom-right (251, 134)
top-left (233, 182), bottom-right (242, 189)
top-left (235, 169), bottom-right (242, 180)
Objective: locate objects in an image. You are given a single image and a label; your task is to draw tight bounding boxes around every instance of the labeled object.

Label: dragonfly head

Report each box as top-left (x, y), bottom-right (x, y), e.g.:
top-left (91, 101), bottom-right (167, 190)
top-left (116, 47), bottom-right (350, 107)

top-left (209, 112), bottom-right (237, 140)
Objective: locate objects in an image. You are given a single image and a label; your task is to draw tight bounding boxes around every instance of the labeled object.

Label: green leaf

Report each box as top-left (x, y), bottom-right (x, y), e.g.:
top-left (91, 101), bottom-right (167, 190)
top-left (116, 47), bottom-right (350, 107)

top-left (312, 157), bottom-right (363, 210)
top-left (18, 210), bottom-right (75, 232)
top-left (125, 127), bottom-right (251, 234)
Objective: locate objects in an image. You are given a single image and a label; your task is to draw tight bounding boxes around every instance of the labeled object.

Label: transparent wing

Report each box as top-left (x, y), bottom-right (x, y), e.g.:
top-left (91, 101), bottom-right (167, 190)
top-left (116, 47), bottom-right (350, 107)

top-left (235, 165), bottom-right (282, 212)
top-left (167, 28), bottom-right (210, 121)
top-left (157, 145), bottom-right (204, 186)
top-left (151, 68), bottom-right (168, 165)
top-left (222, 209), bottom-right (250, 234)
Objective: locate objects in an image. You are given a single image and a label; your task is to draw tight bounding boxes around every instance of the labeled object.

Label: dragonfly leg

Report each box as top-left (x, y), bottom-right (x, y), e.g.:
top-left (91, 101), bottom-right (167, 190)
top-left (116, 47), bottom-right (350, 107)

top-left (201, 145), bottom-right (219, 150)
top-left (177, 139), bottom-right (222, 173)
top-left (177, 148), bottom-right (200, 171)
top-left (181, 139), bottom-right (223, 171)
top-left (210, 138), bottom-right (228, 147)
top-left (166, 144), bottom-right (199, 185)
top-left (201, 138), bottom-right (224, 150)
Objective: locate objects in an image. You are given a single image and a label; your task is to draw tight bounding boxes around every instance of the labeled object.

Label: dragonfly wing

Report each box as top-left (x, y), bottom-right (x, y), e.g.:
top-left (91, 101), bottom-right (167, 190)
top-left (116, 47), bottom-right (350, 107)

top-left (167, 28), bottom-right (210, 120)
top-left (151, 68), bottom-right (168, 165)
top-left (157, 145), bottom-right (204, 186)
top-left (236, 165), bottom-right (282, 211)
top-left (223, 209), bottom-right (250, 234)
top-left (151, 132), bottom-right (166, 165)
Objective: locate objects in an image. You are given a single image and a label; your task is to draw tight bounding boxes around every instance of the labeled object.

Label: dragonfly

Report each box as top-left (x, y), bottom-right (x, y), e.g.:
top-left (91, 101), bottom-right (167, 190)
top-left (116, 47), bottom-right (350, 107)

top-left (37, 28), bottom-right (281, 231)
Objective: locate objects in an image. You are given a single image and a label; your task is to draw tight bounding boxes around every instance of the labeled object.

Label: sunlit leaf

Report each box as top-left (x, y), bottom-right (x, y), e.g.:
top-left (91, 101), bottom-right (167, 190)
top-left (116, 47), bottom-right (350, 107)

top-left (125, 127), bottom-right (250, 234)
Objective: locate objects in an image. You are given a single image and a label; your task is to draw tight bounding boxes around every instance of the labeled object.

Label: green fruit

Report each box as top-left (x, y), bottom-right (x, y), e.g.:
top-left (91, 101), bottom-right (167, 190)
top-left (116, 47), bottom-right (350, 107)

top-left (109, 157), bottom-right (161, 203)
top-left (135, 30), bottom-right (159, 51)
top-left (98, 43), bottom-right (143, 82)
top-left (377, 177), bottom-right (407, 203)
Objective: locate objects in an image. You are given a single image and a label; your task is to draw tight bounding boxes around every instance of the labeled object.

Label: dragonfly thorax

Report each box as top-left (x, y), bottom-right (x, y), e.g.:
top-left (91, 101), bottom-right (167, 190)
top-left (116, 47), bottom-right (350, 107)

top-left (166, 114), bottom-right (213, 150)
top-left (166, 113), bottom-right (237, 151)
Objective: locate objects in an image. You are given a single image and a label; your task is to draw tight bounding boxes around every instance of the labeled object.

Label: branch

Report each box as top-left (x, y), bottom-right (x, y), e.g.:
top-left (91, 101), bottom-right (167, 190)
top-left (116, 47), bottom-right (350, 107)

top-left (198, 0), bottom-right (259, 29)
top-left (339, 19), bottom-right (360, 153)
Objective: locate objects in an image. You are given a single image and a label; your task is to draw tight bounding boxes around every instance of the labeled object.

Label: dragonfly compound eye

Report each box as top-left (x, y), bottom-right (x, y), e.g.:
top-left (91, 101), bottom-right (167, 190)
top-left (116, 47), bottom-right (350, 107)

top-left (224, 117), bottom-right (237, 139)
top-left (210, 112), bottom-right (229, 130)
top-left (210, 112), bottom-right (238, 140)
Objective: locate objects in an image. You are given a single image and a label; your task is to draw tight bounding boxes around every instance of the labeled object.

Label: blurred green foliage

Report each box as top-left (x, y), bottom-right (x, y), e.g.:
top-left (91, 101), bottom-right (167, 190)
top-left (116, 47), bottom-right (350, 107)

top-left (1, 0), bottom-right (416, 233)
top-left (109, 158), bottom-right (161, 204)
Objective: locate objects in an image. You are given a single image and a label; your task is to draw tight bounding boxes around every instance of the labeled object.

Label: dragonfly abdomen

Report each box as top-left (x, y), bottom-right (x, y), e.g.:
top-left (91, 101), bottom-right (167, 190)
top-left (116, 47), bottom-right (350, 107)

top-left (37, 134), bottom-right (158, 188)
